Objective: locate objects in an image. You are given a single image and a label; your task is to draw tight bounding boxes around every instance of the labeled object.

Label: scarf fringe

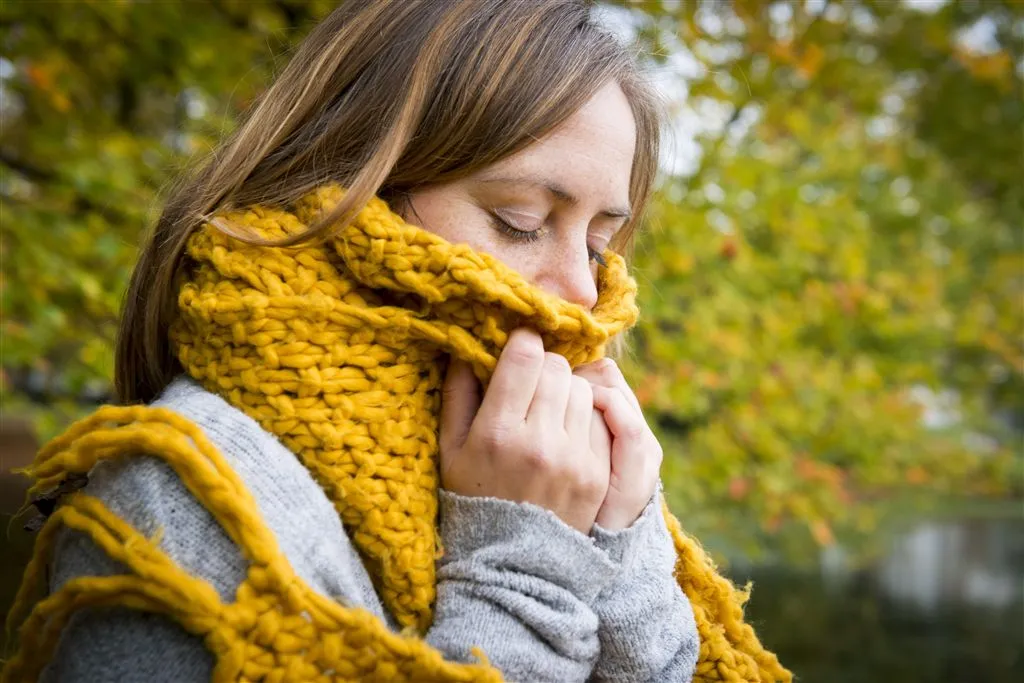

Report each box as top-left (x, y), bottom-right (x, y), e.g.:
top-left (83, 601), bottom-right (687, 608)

top-left (4, 407), bottom-right (503, 683)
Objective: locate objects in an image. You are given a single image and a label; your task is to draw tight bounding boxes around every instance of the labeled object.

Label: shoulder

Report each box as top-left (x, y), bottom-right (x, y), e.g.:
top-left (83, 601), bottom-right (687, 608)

top-left (52, 448), bottom-right (246, 600)
top-left (42, 377), bottom-right (395, 680)
top-left (52, 377), bottom-right (357, 603)
top-left (151, 376), bottom-right (336, 532)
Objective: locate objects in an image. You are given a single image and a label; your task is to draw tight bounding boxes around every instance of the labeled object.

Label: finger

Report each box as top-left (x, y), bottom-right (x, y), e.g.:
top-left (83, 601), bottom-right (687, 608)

top-left (527, 353), bottom-right (572, 431)
top-left (573, 360), bottom-right (612, 385)
top-left (477, 328), bottom-right (545, 427)
top-left (440, 358), bottom-right (482, 450)
top-left (565, 375), bottom-right (594, 436)
top-left (576, 358), bottom-right (642, 414)
top-left (591, 384), bottom-right (647, 444)
top-left (589, 407), bottom-right (612, 464)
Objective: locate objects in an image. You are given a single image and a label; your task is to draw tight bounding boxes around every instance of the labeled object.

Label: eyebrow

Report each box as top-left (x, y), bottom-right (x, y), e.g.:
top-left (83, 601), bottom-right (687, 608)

top-left (476, 174), bottom-right (633, 221)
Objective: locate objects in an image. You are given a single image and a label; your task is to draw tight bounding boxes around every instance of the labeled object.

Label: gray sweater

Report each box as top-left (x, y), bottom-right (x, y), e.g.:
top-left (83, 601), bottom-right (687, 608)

top-left (41, 377), bottom-right (698, 682)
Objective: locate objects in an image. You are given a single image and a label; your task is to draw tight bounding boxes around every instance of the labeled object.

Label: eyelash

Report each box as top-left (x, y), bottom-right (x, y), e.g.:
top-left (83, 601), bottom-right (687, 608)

top-left (490, 214), bottom-right (542, 243)
top-left (489, 213), bottom-right (607, 265)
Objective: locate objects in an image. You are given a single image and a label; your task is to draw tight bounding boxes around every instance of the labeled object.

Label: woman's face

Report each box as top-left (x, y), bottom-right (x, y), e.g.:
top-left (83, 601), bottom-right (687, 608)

top-left (400, 82), bottom-right (637, 311)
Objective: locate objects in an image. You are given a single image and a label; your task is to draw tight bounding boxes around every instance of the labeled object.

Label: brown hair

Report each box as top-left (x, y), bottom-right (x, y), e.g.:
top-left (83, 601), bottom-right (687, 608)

top-left (116, 0), bottom-right (663, 404)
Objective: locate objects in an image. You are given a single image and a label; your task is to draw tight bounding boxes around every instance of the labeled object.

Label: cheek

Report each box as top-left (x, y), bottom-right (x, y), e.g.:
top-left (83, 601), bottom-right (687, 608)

top-left (489, 248), bottom-right (542, 282)
top-left (403, 194), bottom-right (472, 245)
top-left (406, 194), bottom-right (479, 246)
top-left (470, 237), bottom-right (543, 284)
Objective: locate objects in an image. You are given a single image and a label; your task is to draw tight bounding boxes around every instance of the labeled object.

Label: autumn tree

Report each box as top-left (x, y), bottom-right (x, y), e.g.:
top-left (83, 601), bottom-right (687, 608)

top-left (1, 0), bottom-right (334, 432)
top-left (614, 0), bottom-right (1022, 556)
top-left (2, 0), bottom-right (1020, 557)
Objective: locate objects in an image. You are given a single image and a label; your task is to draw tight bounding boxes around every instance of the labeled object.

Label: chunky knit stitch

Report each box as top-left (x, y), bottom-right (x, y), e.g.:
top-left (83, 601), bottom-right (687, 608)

top-left (5, 186), bottom-right (791, 682)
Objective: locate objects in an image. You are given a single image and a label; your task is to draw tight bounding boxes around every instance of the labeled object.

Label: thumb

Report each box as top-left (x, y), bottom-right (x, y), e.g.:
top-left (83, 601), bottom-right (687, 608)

top-left (440, 357), bottom-right (481, 451)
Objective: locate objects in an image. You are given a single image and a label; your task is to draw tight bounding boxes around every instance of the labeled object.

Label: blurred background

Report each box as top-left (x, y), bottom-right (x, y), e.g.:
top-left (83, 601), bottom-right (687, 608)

top-left (1, 1), bottom-right (1021, 681)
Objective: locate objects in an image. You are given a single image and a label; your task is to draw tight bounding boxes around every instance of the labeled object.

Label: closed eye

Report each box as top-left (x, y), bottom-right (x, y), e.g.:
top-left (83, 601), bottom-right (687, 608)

top-left (489, 212), bottom-right (543, 243)
top-left (489, 207), bottom-right (611, 266)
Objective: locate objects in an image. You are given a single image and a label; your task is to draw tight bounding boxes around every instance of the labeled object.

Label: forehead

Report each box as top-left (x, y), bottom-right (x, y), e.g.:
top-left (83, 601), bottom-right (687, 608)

top-left (481, 82), bottom-right (636, 205)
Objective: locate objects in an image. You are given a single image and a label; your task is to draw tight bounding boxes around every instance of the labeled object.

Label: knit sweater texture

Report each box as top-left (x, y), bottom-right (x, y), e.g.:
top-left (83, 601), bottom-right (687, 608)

top-left (5, 186), bottom-right (792, 682)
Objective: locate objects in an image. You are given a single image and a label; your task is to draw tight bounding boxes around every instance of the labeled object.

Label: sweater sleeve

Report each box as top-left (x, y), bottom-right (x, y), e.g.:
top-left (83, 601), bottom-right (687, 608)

top-left (426, 490), bottom-right (620, 682)
top-left (585, 484), bottom-right (700, 683)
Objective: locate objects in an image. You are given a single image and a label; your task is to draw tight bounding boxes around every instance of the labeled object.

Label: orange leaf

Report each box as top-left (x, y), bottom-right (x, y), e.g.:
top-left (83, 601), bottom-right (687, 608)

top-left (796, 44), bottom-right (825, 79)
top-left (720, 237), bottom-right (738, 261)
top-left (728, 477), bottom-right (750, 501)
top-left (906, 465), bottom-right (930, 485)
top-left (811, 520), bottom-right (835, 546)
top-left (25, 63), bottom-right (54, 91)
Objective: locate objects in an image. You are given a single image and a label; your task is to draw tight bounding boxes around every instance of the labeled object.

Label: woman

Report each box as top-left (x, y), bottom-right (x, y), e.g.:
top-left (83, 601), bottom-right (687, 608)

top-left (5, 2), bottom-right (790, 682)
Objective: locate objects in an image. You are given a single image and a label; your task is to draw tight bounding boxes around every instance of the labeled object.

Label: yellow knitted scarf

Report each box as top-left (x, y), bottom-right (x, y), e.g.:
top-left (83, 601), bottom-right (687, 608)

top-left (5, 186), bottom-right (791, 682)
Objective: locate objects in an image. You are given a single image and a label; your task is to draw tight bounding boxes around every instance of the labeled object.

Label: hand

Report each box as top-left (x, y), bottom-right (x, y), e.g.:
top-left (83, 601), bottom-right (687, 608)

top-left (574, 358), bottom-right (663, 531)
top-left (439, 328), bottom-right (611, 533)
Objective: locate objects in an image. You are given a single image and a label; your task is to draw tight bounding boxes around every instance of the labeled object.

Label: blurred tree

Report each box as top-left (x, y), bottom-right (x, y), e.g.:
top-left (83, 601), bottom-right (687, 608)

top-left (1, 0), bottom-right (1020, 557)
top-left (612, 0), bottom-right (1022, 557)
top-left (1, 0), bottom-right (335, 433)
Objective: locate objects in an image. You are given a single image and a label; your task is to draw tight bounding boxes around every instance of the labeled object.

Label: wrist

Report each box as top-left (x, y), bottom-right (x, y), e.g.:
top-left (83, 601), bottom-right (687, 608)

top-left (593, 482), bottom-right (660, 532)
top-left (593, 507), bottom-right (643, 532)
top-left (589, 483), bottom-right (666, 572)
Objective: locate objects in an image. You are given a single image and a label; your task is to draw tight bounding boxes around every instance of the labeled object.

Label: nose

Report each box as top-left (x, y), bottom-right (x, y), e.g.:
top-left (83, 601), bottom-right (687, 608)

top-left (534, 240), bottom-right (599, 310)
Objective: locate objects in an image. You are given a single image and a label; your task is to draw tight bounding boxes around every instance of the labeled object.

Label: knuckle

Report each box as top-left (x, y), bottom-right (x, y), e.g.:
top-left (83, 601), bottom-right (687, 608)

top-left (476, 423), bottom-right (514, 452)
top-left (570, 375), bottom-right (593, 401)
top-left (519, 440), bottom-right (552, 471)
top-left (596, 357), bottom-right (620, 378)
top-left (502, 330), bottom-right (544, 365)
top-left (543, 352), bottom-right (571, 376)
top-left (581, 470), bottom-right (608, 499)
top-left (623, 420), bottom-right (646, 441)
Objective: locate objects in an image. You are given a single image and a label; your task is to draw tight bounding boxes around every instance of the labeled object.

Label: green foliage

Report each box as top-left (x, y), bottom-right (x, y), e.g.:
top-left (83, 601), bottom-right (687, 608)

top-left (1, 1), bottom-right (1020, 558)
top-left (1, 0), bottom-right (334, 431)
top-left (613, 0), bottom-right (1023, 558)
